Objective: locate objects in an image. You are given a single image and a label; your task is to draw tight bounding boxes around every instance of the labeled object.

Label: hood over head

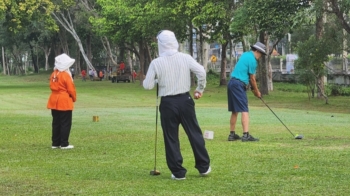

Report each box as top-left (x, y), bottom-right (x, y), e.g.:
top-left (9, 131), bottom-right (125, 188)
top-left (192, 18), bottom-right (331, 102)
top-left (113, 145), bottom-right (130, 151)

top-left (157, 30), bottom-right (179, 57)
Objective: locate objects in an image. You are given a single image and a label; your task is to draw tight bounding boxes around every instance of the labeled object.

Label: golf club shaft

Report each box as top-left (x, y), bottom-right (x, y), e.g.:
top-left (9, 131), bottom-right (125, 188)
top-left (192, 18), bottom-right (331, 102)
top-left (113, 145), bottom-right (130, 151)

top-left (154, 83), bottom-right (159, 171)
top-left (260, 98), bottom-right (295, 137)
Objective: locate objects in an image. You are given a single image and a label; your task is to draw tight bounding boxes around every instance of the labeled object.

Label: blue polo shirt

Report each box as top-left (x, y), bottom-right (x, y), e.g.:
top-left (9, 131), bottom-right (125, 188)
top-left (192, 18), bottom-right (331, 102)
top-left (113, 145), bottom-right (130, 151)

top-left (231, 51), bottom-right (257, 85)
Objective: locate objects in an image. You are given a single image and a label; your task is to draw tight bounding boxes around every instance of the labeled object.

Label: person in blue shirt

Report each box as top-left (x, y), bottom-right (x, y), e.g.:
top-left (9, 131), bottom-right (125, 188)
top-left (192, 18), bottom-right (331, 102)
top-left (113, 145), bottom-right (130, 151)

top-left (227, 42), bottom-right (266, 142)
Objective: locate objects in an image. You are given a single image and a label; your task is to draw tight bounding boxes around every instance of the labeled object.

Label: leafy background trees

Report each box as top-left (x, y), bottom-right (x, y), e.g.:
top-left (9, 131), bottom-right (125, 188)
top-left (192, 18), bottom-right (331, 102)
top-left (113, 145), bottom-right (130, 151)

top-left (1, 0), bottom-right (349, 100)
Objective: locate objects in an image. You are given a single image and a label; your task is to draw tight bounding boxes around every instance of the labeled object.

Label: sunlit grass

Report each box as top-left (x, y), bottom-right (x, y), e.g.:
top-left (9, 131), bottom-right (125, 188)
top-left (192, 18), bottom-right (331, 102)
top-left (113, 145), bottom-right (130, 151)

top-left (0, 73), bottom-right (349, 195)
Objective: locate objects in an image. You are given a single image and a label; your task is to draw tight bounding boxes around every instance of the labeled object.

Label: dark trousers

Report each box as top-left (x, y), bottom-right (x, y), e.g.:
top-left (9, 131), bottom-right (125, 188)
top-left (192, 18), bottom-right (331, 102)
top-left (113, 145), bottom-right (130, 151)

top-left (159, 93), bottom-right (210, 178)
top-left (51, 110), bottom-right (72, 147)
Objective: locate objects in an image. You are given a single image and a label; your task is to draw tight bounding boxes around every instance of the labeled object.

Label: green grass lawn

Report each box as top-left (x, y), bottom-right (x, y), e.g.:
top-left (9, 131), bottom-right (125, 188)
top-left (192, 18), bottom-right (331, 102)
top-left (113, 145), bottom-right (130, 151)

top-left (0, 72), bottom-right (349, 195)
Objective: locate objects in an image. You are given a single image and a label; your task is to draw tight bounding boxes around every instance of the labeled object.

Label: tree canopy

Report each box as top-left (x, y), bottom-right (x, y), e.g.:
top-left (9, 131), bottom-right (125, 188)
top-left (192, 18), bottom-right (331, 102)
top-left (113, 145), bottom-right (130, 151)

top-left (0, 0), bottom-right (349, 100)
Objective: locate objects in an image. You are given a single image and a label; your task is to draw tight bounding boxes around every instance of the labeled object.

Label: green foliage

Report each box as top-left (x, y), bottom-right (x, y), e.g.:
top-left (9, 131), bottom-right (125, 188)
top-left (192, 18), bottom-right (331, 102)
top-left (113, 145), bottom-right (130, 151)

top-left (243, 0), bottom-right (310, 39)
top-left (1, 0), bottom-right (56, 33)
top-left (27, 66), bottom-right (34, 73)
top-left (295, 68), bottom-right (316, 94)
top-left (191, 0), bottom-right (235, 44)
top-left (206, 69), bottom-right (220, 85)
top-left (92, 0), bottom-right (188, 44)
top-left (291, 24), bottom-right (315, 52)
top-left (326, 84), bottom-right (340, 96)
top-left (230, 5), bottom-right (251, 42)
top-left (270, 57), bottom-right (281, 65)
top-left (0, 2), bottom-right (5, 20)
top-left (274, 82), bottom-right (308, 93)
top-left (295, 36), bottom-right (332, 78)
top-left (326, 84), bottom-right (350, 96)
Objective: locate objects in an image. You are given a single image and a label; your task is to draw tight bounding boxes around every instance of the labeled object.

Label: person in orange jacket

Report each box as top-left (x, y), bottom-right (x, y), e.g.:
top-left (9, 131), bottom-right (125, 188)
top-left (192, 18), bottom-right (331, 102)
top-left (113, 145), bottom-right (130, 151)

top-left (47, 53), bottom-right (76, 149)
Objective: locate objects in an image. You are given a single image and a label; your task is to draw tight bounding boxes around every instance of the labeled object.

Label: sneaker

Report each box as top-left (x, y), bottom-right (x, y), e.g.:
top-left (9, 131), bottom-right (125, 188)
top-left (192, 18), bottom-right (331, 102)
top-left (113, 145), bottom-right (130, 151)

top-left (60, 145), bottom-right (74, 149)
top-left (171, 174), bottom-right (186, 180)
top-left (241, 134), bottom-right (259, 142)
top-left (200, 166), bottom-right (211, 176)
top-left (51, 146), bottom-right (60, 149)
top-left (228, 133), bottom-right (241, 141)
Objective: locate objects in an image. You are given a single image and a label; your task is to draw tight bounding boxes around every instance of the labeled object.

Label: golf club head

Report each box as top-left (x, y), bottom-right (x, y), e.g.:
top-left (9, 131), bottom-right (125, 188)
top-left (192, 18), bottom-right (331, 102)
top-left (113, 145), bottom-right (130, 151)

top-left (295, 134), bottom-right (303, 139)
top-left (150, 170), bottom-right (161, 175)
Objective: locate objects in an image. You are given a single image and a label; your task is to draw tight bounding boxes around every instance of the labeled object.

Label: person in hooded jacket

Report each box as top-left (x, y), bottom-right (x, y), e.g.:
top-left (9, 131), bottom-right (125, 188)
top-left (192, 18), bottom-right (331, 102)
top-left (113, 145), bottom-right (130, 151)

top-left (47, 53), bottom-right (76, 149)
top-left (143, 30), bottom-right (211, 180)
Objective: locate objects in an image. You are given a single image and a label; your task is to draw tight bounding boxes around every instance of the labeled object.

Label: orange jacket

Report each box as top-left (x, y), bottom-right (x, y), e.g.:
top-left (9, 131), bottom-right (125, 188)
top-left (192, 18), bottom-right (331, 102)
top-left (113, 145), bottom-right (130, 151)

top-left (47, 70), bottom-right (76, 111)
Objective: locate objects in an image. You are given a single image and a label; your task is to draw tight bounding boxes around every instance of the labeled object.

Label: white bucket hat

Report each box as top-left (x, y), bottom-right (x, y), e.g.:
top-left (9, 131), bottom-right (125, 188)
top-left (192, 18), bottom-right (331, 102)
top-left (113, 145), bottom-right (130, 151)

top-left (54, 53), bottom-right (75, 71)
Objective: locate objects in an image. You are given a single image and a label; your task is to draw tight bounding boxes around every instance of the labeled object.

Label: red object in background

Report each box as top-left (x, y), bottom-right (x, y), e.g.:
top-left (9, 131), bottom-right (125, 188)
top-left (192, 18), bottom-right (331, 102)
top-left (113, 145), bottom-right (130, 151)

top-left (119, 62), bottom-right (125, 70)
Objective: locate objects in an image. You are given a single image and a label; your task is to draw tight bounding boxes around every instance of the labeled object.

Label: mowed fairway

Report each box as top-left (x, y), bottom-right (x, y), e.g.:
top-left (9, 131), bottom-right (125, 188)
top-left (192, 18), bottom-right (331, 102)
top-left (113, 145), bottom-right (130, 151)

top-left (0, 72), bottom-right (349, 196)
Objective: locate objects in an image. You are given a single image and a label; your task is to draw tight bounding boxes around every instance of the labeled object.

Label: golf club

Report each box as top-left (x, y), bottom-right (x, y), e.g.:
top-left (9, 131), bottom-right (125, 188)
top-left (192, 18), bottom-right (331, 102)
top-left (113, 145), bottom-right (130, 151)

top-left (150, 83), bottom-right (161, 175)
top-left (260, 97), bottom-right (303, 139)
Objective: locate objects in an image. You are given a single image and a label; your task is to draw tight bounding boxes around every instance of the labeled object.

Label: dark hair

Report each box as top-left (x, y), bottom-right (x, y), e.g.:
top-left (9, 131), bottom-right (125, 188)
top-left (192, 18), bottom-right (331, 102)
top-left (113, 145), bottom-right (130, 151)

top-left (251, 47), bottom-right (263, 54)
top-left (251, 47), bottom-right (257, 52)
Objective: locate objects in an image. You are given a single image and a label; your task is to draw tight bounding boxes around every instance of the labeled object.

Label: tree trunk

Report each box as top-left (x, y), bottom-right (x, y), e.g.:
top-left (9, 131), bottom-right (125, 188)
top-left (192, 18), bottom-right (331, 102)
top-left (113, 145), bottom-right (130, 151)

top-left (343, 29), bottom-right (348, 73)
top-left (266, 37), bottom-right (273, 91)
top-left (189, 24), bottom-right (194, 59)
top-left (102, 37), bottom-right (119, 67)
top-left (139, 40), bottom-right (146, 85)
top-left (2, 47), bottom-right (6, 75)
top-left (202, 42), bottom-right (210, 72)
top-left (5, 54), bottom-right (10, 75)
top-left (40, 46), bottom-right (51, 71)
top-left (127, 50), bottom-right (133, 82)
top-left (229, 41), bottom-right (234, 73)
top-left (317, 76), bottom-right (328, 104)
top-left (267, 61), bottom-right (273, 91)
top-left (51, 12), bottom-right (95, 71)
top-left (58, 26), bottom-right (69, 54)
top-left (74, 42), bottom-right (80, 77)
top-left (220, 42), bottom-right (229, 86)
top-left (199, 28), bottom-right (203, 65)
top-left (258, 56), bottom-right (268, 95)
top-left (87, 33), bottom-right (92, 64)
top-left (144, 43), bottom-right (153, 83)
top-left (29, 44), bottom-right (39, 73)
top-left (189, 24), bottom-right (195, 87)
top-left (315, 1), bottom-right (327, 100)
top-left (258, 32), bottom-right (269, 95)
top-left (145, 44), bottom-right (152, 65)
top-left (119, 44), bottom-right (125, 62)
